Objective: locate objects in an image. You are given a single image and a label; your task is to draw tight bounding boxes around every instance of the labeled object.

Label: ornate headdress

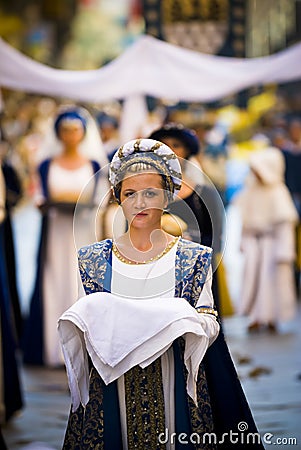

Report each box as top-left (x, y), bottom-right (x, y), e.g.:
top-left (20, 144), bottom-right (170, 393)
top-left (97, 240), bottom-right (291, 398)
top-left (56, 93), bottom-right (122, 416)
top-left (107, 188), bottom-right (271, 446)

top-left (109, 138), bottom-right (182, 202)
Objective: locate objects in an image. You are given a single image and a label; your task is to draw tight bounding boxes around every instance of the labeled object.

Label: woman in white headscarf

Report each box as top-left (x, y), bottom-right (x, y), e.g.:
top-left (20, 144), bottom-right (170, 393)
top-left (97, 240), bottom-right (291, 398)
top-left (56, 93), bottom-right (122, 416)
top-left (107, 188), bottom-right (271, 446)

top-left (235, 147), bottom-right (298, 332)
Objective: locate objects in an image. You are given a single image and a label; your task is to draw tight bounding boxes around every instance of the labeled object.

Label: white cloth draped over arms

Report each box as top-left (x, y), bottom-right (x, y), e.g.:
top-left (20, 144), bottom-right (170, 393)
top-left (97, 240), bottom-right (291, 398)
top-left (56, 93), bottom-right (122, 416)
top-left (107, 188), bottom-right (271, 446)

top-left (58, 285), bottom-right (219, 412)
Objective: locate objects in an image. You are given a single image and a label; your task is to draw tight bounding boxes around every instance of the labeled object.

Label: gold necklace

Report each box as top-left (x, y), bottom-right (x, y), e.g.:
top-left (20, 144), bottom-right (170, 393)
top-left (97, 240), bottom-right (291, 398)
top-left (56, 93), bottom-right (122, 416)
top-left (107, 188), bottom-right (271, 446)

top-left (112, 236), bottom-right (180, 265)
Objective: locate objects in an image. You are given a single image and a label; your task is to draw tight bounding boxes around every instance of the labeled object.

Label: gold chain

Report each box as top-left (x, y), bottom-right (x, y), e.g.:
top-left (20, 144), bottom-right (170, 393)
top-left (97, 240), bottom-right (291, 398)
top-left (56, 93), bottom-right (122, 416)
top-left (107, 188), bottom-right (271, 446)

top-left (112, 237), bottom-right (179, 265)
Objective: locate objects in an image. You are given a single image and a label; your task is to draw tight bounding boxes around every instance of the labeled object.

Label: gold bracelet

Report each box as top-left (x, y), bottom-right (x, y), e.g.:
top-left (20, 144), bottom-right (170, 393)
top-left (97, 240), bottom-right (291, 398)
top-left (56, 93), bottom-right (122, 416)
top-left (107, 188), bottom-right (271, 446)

top-left (195, 307), bottom-right (218, 317)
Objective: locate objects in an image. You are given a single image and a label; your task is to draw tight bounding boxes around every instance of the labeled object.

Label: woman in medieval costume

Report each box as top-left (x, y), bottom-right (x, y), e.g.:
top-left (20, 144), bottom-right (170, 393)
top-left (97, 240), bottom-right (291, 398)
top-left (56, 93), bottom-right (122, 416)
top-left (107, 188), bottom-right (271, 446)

top-left (58, 139), bottom-right (263, 449)
top-left (22, 106), bottom-right (109, 367)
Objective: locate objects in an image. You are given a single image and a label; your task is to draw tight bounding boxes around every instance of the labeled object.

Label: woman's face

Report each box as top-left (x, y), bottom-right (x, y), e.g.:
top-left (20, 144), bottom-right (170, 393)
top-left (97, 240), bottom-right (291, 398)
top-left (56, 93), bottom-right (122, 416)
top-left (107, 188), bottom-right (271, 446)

top-left (58, 122), bottom-right (85, 147)
top-left (120, 171), bottom-right (167, 230)
top-left (159, 136), bottom-right (188, 160)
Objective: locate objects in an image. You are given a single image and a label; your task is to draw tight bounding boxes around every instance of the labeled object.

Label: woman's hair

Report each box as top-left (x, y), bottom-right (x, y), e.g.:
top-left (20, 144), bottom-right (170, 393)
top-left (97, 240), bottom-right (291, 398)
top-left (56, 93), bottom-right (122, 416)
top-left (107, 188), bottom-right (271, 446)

top-left (113, 161), bottom-right (171, 204)
top-left (54, 110), bottom-right (87, 137)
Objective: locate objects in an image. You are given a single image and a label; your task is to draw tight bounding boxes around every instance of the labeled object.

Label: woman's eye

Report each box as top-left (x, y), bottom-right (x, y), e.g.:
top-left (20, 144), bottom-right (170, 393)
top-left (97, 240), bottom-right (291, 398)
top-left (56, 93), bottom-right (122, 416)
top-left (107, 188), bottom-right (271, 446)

top-left (125, 192), bottom-right (136, 198)
top-left (144, 190), bottom-right (156, 198)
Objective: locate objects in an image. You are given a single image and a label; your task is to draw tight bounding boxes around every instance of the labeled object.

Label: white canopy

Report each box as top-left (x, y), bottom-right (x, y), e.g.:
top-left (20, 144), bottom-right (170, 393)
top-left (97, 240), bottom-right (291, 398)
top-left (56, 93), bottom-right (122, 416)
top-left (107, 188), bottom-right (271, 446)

top-left (1, 34), bottom-right (301, 103)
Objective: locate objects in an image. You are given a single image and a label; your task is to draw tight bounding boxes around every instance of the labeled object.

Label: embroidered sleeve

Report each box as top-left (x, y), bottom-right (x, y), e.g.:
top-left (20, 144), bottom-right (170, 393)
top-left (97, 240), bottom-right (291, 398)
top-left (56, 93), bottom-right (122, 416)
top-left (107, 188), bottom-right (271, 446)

top-left (78, 256), bottom-right (100, 295)
top-left (194, 265), bottom-right (220, 344)
top-left (175, 238), bottom-right (213, 305)
top-left (190, 247), bottom-right (213, 306)
top-left (77, 239), bottom-right (112, 295)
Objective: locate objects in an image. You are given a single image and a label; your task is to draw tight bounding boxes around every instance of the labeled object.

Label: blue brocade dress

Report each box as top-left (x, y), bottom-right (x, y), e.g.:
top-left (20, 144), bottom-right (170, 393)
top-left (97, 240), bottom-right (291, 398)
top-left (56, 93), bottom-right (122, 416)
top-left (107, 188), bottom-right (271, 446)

top-left (62, 238), bottom-right (264, 450)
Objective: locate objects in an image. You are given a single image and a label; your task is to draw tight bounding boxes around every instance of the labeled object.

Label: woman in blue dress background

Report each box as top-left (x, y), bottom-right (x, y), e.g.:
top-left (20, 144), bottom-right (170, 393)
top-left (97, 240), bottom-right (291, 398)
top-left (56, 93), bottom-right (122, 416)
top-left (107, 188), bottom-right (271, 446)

top-left (22, 106), bottom-right (109, 367)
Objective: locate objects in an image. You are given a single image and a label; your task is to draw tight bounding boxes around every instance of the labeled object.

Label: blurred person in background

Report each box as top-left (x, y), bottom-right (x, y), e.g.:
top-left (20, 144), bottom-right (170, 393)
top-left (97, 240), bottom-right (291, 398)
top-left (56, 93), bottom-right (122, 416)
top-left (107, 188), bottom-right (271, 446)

top-left (0, 164), bottom-right (23, 426)
top-left (234, 147), bottom-right (298, 333)
top-left (149, 123), bottom-right (233, 318)
top-left (270, 127), bottom-right (288, 150)
top-left (280, 118), bottom-right (301, 297)
top-left (22, 106), bottom-right (109, 367)
top-left (15, 97), bottom-right (58, 200)
top-left (96, 111), bottom-right (121, 161)
top-left (199, 123), bottom-right (229, 206)
top-left (0, 128), bottom-right (23, 343)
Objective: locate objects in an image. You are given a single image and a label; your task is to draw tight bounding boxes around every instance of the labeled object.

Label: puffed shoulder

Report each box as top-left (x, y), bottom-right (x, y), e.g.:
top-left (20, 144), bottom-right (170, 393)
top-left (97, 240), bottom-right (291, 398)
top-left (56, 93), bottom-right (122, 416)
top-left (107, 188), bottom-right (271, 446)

top-left (178, 237), bottom-right (213, 256)
top-left (78, 239), bottom-right (113, 259)
top-left (77, 239), bottom-right (113, 289)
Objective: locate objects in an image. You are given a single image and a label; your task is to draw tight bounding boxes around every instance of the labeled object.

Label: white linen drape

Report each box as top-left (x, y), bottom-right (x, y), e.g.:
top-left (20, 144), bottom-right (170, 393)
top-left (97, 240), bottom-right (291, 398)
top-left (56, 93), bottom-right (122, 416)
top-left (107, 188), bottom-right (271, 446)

top-left (1, 35), bottom-right (301, 103)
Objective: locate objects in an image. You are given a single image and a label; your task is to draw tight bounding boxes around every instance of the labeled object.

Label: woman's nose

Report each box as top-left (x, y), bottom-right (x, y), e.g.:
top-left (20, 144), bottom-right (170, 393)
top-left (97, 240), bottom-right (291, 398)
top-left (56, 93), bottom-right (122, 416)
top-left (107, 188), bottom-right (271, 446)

top-left (134, 191), bottom-right (146, 208)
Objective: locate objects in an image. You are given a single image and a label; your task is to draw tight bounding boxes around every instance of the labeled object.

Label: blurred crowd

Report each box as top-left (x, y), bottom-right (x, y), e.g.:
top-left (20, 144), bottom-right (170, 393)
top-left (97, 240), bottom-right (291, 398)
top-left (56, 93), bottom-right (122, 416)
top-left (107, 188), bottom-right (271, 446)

top-left (0, 88), bottom-right (301, 440)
